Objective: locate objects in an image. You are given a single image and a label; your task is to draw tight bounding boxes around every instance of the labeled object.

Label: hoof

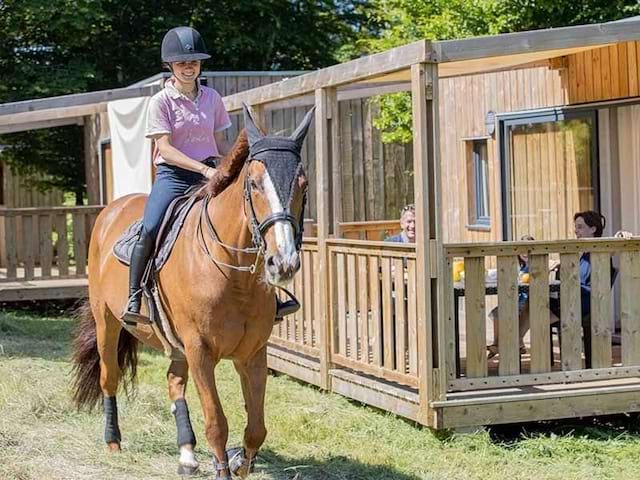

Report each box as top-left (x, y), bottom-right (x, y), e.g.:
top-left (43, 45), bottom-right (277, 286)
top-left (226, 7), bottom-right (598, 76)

top-left (107, 442), bottom-right (121, 452)
top-left (177, 463), bottom-right (199, 476)
top-left (227, 447), bottom-right (255, 478)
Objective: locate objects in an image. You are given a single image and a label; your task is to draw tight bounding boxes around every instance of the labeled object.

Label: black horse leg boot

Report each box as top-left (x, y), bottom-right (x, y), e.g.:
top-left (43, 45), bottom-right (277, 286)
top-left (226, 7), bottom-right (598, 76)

top-left (122, 230), bottom-right (154, 325)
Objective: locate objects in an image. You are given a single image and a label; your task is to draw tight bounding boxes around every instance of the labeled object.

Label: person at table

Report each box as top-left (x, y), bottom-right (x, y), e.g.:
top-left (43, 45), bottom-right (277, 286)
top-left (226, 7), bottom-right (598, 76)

top-left (548, 210), bottom-right (609, 322)
top-left (487, 234), bottom-right (534, 359)
top-left (385, 204), bottom-right (415, 243)
top-left (522, 211), bottom-right (614, 368)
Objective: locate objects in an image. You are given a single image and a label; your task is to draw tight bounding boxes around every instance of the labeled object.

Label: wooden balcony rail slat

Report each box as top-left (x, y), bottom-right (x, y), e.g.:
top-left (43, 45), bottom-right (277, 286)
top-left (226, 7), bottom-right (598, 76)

top-left (346, 254), bottom-right (358, 360)
top-left (368, 256), bottom-right (382, 367)
top-left (620, 251), bottom-right (640, 365)
top-left (497, 256), bottom-right (520, 376)
top-left (529, 254), bottom-right (551, 373)
top-left (381, 257), bottom-right (394, 370)
top-left (464, 257), bottom-right (487, 378)
top-left (591, 252), bottom-right (613, 368)
top-left (357, 255), bottom-right (369, 364)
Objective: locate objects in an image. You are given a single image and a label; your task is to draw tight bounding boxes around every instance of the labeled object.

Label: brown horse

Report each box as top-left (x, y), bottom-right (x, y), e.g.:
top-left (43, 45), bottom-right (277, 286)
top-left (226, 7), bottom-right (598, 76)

top-left (71, 105), bottom-right (313, 479)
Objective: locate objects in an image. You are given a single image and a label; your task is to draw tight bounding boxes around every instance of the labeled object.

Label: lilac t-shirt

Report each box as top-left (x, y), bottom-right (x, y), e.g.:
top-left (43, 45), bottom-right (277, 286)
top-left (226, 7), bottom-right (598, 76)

top-left (146, 79), bottom-right (232, 165)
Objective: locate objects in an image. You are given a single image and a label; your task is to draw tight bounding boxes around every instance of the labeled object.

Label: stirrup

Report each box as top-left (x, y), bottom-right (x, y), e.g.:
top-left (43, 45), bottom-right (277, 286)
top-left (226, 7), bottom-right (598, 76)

top-left (275, 287), bottom-right (300, 323)
top-left (121, 291), bottom-right (151, 326)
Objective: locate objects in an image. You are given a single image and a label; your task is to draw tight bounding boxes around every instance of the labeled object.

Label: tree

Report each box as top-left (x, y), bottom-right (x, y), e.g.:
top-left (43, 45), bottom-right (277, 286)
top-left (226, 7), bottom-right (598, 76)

top-left (1, 127), bottom-right (85, 204)
top-left (356, 0), bottom-right (640, 143)
top-left (0, 0), bottom-right (364, 201)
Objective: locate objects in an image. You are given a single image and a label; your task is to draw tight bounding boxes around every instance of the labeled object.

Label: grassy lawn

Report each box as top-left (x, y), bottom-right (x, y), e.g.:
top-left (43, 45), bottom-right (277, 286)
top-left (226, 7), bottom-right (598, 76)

top-left (2, 304), bottom-right (640, 479)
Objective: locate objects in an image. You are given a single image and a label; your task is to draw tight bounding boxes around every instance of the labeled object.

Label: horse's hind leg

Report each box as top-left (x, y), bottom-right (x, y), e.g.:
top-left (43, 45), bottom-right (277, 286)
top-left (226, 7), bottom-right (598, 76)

top-left (231, 346), bottom-right (268, 478)
top-left (167, 360), bottom-right (199, 475)
top-left (95, 306), bottom-right (125, 452)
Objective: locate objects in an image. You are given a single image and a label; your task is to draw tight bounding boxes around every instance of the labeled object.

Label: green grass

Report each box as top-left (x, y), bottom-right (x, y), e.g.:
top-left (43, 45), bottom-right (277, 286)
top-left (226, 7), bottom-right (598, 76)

top-left (2, 306), bottom-right (640, 479)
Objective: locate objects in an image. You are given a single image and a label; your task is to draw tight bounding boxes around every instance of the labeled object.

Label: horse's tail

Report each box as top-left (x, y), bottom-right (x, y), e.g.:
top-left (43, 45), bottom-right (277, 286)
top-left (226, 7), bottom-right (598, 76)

top-left (71, 301), bottom-right (139, 411)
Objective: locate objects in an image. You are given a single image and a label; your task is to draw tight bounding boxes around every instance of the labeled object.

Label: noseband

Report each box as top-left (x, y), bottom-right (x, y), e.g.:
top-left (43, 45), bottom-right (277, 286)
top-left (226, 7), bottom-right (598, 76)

top-left (243, 157), bottom-right (306, 251)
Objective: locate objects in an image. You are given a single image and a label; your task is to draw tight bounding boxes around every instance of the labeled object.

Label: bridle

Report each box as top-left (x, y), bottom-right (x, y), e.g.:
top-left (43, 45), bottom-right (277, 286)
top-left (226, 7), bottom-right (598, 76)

top-left (243, 157), bottom-right (307, 252)
top-left (196, 156), bottom-right (306, 273)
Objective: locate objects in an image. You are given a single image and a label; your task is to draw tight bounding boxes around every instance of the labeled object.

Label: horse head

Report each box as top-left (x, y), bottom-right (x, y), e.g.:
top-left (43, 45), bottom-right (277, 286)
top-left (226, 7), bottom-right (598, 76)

top-left (242, 104), bottom-right (314, 287)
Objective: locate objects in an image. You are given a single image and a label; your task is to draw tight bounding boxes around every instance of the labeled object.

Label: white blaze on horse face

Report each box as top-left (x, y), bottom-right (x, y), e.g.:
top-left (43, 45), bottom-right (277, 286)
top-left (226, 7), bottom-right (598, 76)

top-left (262, 173), bottom-right (296, 260)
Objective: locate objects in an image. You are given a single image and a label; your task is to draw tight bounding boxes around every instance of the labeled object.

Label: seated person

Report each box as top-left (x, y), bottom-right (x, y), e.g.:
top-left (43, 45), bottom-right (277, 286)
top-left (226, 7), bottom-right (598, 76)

top-left (386, 204), bottom-right (415, 243)
top-left (549, 211), bottom-right (607, 322)
top-left (521, 211), bottom-right (614, 368)
top-left (487, 235), bottom-right (534, 359)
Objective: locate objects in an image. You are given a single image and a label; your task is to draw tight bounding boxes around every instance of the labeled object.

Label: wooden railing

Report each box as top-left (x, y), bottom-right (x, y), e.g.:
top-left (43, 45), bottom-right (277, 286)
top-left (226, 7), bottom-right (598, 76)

top-left (327, 239), bottom-right (418, 387)
top-left (0, 206), bottom-right (103, 282)
top-left (302, 220), bottom-right (401, 241)
top-left (270, 238), bottom-right (420, 389)
top-left (271, 239), bottom-right (321, 356)
top-left (441, 238), bottom-right (640, 393)
top-left (339, 220), bottom-right (401, 241)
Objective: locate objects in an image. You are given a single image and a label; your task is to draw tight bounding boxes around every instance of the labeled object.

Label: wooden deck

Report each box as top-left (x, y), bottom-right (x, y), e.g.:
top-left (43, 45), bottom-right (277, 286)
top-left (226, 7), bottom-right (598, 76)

top-left (0, 268), bottom-right (87, 301)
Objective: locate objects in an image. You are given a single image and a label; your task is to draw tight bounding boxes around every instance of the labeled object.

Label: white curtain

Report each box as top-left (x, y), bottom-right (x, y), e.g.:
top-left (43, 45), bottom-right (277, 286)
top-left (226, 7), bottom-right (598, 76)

top-left (107, 97), bottom-right (152, 199)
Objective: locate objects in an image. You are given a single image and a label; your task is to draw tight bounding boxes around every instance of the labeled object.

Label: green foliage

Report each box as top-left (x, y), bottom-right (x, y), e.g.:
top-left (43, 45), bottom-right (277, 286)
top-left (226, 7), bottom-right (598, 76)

top-left (1, 126), bottom-right (85, 204)
top-left (372, 93), bottom-right (414, 144)
top-left (0, 1), bottom-right (364, 199)
top-left (358, 0), bottom-right (640, 144)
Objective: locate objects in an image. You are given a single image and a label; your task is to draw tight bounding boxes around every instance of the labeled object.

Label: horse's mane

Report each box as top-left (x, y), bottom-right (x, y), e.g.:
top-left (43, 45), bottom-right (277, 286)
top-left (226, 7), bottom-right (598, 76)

top-left (199, 129), bottom-right (249, 198)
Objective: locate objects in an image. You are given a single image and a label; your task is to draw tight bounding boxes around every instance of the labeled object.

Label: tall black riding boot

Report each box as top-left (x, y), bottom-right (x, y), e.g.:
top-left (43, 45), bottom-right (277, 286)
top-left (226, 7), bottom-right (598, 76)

top-left (121, 230), bottom-right (154, 325)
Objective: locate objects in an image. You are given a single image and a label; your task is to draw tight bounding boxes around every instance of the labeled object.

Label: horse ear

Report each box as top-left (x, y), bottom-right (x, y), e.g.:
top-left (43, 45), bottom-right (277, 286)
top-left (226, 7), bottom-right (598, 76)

top-left (290, 106), bottom-right (316, 148)
top-left (243, 103), bottom-right (264, 147)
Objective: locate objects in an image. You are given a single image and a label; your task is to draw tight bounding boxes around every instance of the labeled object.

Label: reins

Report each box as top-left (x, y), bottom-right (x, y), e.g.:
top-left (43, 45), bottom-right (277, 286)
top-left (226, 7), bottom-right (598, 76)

top-left (195, 165), bottom-right (305, 273)
top-left (196, 192), bottom-right (263, 273)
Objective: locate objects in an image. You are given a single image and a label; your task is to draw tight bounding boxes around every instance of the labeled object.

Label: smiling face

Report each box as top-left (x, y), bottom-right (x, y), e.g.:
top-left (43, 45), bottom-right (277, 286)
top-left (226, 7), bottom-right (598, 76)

top-left (574, 215), bottom-right (597, 239)
top-left (170, 60), bottom-right (201, 85)
top-left (400, 210), bottom-right (416, 242)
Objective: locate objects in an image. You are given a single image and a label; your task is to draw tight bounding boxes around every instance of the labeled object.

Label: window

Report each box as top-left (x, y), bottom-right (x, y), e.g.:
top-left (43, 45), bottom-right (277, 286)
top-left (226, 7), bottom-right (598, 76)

top-left (466, 139), bottom-right (490, 229)
top-left (499, 110), bottom-right (598, 240)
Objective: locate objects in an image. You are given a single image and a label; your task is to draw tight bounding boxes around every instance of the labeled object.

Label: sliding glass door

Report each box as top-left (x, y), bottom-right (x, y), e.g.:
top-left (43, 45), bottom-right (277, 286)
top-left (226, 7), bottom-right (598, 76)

top-left (500, 110), bottom-right (599, 241)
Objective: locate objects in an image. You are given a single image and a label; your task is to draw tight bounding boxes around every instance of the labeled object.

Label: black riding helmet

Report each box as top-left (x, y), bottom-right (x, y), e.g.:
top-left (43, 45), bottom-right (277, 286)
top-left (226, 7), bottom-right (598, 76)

top-left (161, 26), bottom-right (211, 63)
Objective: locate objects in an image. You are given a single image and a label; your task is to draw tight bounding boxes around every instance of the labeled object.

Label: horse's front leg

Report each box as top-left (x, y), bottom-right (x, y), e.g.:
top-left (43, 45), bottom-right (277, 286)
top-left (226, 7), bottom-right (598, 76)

top-left (184, 338), bottom-right (231, 479)
top-left (231, 345), bottom-right (268, 478)
top-left (167, 359), bottom-right (199, 475)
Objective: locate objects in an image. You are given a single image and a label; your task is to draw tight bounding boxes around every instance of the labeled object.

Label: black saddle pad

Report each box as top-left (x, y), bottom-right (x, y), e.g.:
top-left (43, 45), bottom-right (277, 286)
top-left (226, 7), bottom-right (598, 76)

top-left (113, 193), bottom-right (200, 271)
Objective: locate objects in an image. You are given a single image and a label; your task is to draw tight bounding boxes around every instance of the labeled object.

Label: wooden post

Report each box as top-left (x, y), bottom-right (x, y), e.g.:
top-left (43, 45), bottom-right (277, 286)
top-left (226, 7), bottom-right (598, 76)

top-left (411, 61), bottom-right (439, 427)
top-left (83, 114), bottom-right (101, 205)
top-left (316, 88), bottom-right (335, 390)
top-left (330, 92), bottom-right (342, 237)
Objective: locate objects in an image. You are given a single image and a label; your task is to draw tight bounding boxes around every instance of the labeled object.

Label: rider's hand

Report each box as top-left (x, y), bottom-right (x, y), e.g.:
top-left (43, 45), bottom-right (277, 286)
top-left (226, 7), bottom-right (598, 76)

top-left (203, 166), bottom-right (216, 180)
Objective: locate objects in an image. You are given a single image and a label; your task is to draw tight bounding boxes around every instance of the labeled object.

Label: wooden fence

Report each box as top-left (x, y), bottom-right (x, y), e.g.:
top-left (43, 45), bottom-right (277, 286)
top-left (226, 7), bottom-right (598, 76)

top-left (267, 236), bottom-right (640, 428)
top-left (302, 219), bottom-right (400, 241)
top-left (441, 238), bottom-right (640, 393)
top-left (328, 239), bottom-right (419, 388)
top-left (0, 206), bottom-right (102, 280)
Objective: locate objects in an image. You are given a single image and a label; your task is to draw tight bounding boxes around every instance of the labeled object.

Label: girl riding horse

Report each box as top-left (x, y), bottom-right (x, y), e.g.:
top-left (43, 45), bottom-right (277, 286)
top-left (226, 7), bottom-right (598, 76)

top-left (123, 26), bottom-right (298, 325)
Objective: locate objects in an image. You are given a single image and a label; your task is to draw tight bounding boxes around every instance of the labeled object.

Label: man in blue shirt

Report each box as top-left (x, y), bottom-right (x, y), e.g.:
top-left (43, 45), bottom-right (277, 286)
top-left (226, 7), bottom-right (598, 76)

top-left (386, 204), bottom-right (415, 243)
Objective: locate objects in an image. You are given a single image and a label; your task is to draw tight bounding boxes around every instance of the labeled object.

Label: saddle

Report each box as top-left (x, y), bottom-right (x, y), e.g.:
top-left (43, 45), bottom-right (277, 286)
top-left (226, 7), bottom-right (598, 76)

top-left (113, 191), bottom-right (200, 270)
top-left (112, 191), bottom-right (202, 360)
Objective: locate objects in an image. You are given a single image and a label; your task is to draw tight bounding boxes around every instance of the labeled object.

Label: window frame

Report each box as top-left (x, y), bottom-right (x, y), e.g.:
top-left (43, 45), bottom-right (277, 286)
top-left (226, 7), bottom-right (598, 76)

top-left (465, 138), bottom-right (491, 231)
top-left (498, 108), bottom-right (600, 241)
